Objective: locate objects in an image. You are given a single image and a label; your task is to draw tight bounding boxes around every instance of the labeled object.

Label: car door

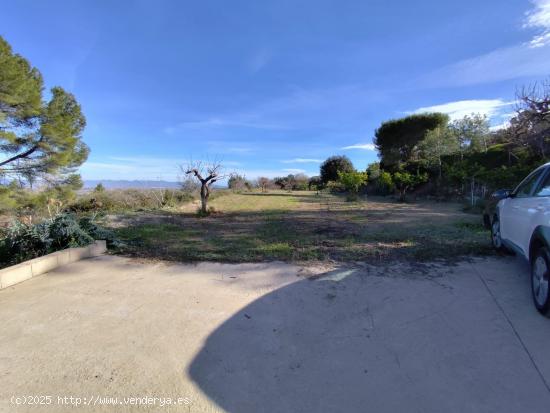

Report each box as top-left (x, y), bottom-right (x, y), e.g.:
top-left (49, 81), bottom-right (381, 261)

top-left (500, 166), bottom-right (547, 256)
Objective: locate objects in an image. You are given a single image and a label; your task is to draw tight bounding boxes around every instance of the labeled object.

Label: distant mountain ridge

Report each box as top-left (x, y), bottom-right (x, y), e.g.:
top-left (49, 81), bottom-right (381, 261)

top-left (84, 180), bottom-right (181, 189)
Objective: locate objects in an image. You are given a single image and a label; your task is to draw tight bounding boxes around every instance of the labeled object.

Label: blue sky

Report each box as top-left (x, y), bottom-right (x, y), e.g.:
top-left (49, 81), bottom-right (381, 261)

top-left (2, 0), bottom-right (550, 181)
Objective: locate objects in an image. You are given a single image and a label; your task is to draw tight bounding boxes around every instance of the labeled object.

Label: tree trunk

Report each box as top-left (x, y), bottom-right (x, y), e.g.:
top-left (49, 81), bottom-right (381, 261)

top-left (200, 183), bottom-right (209, 213)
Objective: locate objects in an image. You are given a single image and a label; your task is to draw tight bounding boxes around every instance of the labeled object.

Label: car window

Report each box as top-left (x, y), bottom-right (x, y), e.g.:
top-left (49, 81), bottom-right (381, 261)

top-left (534, 170), bottom-right (550, 197)
top-left (515, 169), bottom-right (544, 198)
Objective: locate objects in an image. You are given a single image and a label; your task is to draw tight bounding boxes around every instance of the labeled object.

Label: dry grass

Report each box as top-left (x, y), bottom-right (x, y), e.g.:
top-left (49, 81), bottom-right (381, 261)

top-left (107, 190), bottom-right (491, 263)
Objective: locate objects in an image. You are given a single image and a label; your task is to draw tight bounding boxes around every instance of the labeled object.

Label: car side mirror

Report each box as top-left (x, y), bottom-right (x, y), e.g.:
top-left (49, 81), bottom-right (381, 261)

top-left (491, 189), bottom-right (512, 199)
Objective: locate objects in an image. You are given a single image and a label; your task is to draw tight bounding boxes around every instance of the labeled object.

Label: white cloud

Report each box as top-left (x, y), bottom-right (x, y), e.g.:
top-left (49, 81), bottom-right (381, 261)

top-left (412, 99), bottom-right (515, 121)
top-left (281, 158), bottom-right (322, 164)
top-left (423, 1), bottom-right (550, 87)
top-left (163, 117), bottom-right (286, 134)
top-left (282, 168), bottom-right (306, 174)
top-left (525, 0), bottom-right (550, 47)
top-left (80, 156), bottom-right (241, 181)
top-left (341, 143), bottom-right (376, 151)
top-left (425, 43), bottom-right (550, 87)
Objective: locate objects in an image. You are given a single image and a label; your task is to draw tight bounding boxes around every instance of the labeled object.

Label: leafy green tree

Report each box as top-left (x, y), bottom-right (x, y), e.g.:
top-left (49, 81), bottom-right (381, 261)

top-left (273, 176), bottom-right (292, 190)
top-left (392, 170), bottom-right (428, 202)
top-left (319, 155), bottom-right (354, 184)
top-left (338, 171), bottom-right (367, 200)
top-left (417, 125), bottom-right (459, 179)
top-left (448, 114), bottom-right (491, 155)
top-left (378, 171), bottom-right (395, 194)
top-left (273, 174), bottom-right (308, 191)
top-left (374, 113), bottom-right (449, 169)
top-left (292, 173), bottom-right (309, 190)
top-left (308, 176), bottom-right (322, 190)
top-left (366, 162), bottom-right (381, 180)
top-left (0, 36), bottom-right (89, 182)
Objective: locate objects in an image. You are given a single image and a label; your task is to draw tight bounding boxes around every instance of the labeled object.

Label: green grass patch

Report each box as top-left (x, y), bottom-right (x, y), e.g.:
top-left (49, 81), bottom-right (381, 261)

top-left (109, 191), bottom-right (493, 264)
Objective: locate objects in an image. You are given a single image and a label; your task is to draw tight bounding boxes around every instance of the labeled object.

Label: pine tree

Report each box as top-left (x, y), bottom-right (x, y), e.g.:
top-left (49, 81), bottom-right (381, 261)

top-left (0, 36), bottom-right (89, 184)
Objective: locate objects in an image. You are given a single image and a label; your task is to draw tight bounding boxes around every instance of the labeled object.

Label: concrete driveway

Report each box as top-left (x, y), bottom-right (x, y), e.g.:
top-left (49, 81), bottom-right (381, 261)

top-left (1, 255), bottom-right (549, 412)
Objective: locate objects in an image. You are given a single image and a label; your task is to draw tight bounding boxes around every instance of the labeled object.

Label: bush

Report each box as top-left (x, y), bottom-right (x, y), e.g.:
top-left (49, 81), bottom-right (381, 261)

top-left (325, 180), bottom-right (346, 193)
top-left (78, 216), bottom-right (117, 247)
top-left (228, 174), bottom-right (250, 191)
top-left (337, 171), bottom-right (367, 196)
top-left (0, 213), bottom-right (113, 267)
top-left (308, 176), bottom-right (322, 190)
top-left (69, 189), bottom-right (194, 213)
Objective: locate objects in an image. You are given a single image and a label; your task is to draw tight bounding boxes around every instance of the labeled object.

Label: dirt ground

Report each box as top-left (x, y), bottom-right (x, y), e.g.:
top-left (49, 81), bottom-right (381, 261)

top-left (1, 255), bottom-right (550, 412)
top-left (108, 192), bottom-right (490, 263)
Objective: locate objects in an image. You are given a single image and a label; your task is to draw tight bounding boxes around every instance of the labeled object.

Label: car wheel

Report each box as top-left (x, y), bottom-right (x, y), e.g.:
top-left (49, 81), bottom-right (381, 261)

top-left (531, 247), bottom-right (550, 316)
top-left (491, 218), bottom-right (506, 252)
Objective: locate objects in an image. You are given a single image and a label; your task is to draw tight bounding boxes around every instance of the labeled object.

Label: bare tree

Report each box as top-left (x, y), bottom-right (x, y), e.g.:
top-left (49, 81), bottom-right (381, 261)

top-left (257, 176), bottom-right (271, 192)
top-left (511, 82), bottom-right (550, 159)
top-left (181, 160), bottom-right (225, 214)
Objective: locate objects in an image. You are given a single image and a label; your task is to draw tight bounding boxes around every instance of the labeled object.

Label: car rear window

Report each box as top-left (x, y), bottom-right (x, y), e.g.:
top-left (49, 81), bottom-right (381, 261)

top-left (515, 169), bottom-right (545, 198)
top-left (535, 170), bottom-right (550, 197)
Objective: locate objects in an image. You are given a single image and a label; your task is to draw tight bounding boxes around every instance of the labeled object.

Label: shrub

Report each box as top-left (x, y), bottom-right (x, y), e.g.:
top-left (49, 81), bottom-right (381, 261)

top-left (77, 216), bottom-right (117, 247)
top-left (69, 189), bottom-right (194, 213)
top-left (393, 170), bottom-right (428, 202)
top-left (94, 183), bottom-right (106, 192)
top-left (337, 171), bottom-right (367, 195)
top-left (47, 214), bottom-right (94, 250)
top-left (0, 213), bottom-right (113, 267)
top-left (228, 174), bottom-right (249, 191)
top-left (325, 180), bottom-right (346, 193)
top-left (308, 176), bottom-right (322, 190)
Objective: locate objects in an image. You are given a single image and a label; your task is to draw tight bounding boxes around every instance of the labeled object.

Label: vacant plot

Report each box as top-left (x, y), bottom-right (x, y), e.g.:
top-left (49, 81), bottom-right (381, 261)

top-left (106, 191), bottom-right (491, 263)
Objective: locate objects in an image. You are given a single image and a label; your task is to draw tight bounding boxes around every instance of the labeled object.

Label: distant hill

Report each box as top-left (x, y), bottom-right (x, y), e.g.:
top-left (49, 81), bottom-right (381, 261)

top-left (84, 180), bottom-right (181, 189)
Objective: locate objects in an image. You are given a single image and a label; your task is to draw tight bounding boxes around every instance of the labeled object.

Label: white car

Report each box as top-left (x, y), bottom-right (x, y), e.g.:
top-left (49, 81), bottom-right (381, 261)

top-left (491, 162), bottom-right (550, 315)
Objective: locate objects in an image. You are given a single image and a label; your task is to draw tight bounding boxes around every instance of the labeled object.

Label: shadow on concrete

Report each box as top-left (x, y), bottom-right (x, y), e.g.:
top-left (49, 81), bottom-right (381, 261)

top-left (187, 261), bottom-right (550, 412)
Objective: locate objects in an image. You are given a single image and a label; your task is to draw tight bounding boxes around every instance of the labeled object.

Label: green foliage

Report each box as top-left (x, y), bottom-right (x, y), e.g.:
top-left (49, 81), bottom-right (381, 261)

top-left (378, 171), bottom-right (395, 194)
top-left (94, 183), bottom-right (106, 192)
top-left (392, 170), bottom-right (428, 201)
top-left (273, 174), bottom-right (309, 191)
top-left (320, 155), bottom-right (354, 184)
top-left (337, 171), bottom-right (367, 194)
top-left (374, 113), bottom-right (449, 169)
top-left (325, 180), bottom-right (346, 193)
top-left (78, 215), bottom-right (117, 246)
top-left (0, 175), bottom-right (85, 217)
top-left (0, 35), bottom-right (88, 183)
top-left (0, 213), bottom-right (114, 267)
top-left (46, 214), bottom-right (94, 250)
top-left (366, 163), bottom-right (395, 195)
top-left (308, 176), bottom-right (322, 190)
top-left (416, 125), bottom-right (459, 177)
top-left (366, 162), bottom-right (381, 180)
top-left (0, 36), bottom-right (42, 124)
top-left (448, 113), bottom-right (491, 154)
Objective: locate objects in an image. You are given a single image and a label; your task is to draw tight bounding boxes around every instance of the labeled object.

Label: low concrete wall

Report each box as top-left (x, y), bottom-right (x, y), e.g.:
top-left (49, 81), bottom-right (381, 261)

top-left (0, 240), bottom-right (107, 290)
